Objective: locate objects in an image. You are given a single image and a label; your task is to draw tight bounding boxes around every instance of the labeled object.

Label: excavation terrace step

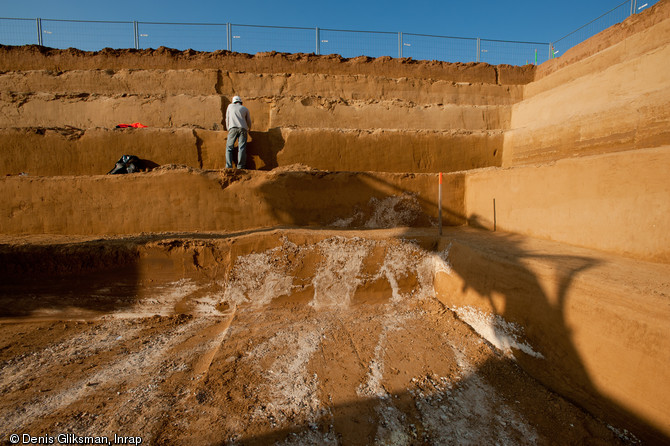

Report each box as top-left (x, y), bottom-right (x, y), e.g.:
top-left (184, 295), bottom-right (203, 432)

top-left (464, 145), bottom-right (670, 264)
top-left (0, 92), bottom-right (510, 132)
top-left (0, 167), bottom-right (465, 235)
top-left (0, 127), bottom-right (503, 176)
top-left (432, 227), bottom-right (670, 444)
top-left (2, 145), bottom-right (668, 263)
top-left (503, 26), bottom-right (670, 167)
top-left (0, 70), bottom-right (523, 106)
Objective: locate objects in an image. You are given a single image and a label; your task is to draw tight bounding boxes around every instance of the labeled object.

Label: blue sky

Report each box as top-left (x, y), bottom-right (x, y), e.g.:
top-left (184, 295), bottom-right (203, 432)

top-left (1, 0), bottom-right (653, 42)
top-left (0, 1), bottom-right (657, 65)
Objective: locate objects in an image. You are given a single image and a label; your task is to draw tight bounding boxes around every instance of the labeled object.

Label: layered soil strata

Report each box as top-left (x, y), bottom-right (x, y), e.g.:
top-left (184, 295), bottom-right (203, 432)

top-left (0, 1), bottom-right (669, 444)
top-left (0, 47), bottom-right (526, 176)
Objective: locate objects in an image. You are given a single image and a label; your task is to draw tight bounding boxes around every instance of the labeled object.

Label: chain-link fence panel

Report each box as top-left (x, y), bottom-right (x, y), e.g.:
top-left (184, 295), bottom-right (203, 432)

top-left (138, 22), bottom-right (228, 52)
top-left (480, 39), bottom-right (550, 66)
top-left (551, 0), bottom-right (659, 58)
top-left (40, 19), bottom-right (134, 51)
top-left (0, 1), bottom-right (660, 65)
top-left (229, 24), bottom-right (316, 55)
top-left (401, 33), bottom-right (477, 63)
top-left (318, 29), bottom-right (397, 59)
top-left (0, 18), bottom-right (38, 46)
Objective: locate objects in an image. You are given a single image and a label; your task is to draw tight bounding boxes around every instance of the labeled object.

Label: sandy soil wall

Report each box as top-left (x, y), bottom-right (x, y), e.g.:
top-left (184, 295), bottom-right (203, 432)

top-left (0, 5), bottom-right (668, 443)
top-left (0, 46), bottom-right (534, 84)
top-left (0, 168), bottom-right (464, 235)
top-left (0, 127), bottom-right (501, 176)
top-left (433, 228), bottom-right (670, 443)
top-left (0, 128), bottom-right (200, 176)
top-left (277, 129), bottom-right (502, 173)
top-left (0, 49), bottom-right (527, 175)
top-left (463, 146), bottom-right (670, 263)
top-left (503, 0), bottom-right (670, 166)
top-left (0, 69), bottom-right (522, 104)
top-left (0, 92), bottom-right (509, 133)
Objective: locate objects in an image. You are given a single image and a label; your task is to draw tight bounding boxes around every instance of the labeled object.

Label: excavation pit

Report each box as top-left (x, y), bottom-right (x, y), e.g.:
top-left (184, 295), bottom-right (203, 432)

top-left (1, 228), bottom-right (665, 444)
top-left (1, 2), bottom-right (669, 443)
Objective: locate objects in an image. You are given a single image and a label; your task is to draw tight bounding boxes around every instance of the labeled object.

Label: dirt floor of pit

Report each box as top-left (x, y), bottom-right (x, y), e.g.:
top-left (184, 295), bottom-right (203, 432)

top-left (0, 229), bottom-right (637, 446)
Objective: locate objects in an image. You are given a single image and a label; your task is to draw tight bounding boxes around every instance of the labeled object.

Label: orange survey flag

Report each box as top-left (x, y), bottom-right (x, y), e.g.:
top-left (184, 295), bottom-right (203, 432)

top-left (116, 122), bottom-right (147, 128)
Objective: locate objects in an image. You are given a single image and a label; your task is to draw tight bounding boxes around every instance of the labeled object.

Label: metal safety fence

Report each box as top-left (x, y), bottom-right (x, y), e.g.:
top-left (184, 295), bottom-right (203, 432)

top-left (0, 0), bottom-right (659, 66)
top-left (550, 0), bottom-right (658, 58)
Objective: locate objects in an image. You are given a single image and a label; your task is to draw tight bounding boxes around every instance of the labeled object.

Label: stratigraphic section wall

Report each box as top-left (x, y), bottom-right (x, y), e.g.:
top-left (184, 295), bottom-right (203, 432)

top-left (462, 146), bottom-right (670, 263)
top-left (278, 129), bottom-right (502, 173)
top-left (0, 168), bottom-right (464, 235)
top-left (0, 50), bottom-right (529, 175)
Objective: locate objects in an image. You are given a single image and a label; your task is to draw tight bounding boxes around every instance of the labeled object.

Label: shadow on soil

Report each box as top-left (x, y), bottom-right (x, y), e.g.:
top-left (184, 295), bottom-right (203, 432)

top-left (251, 169), bottom-right (667, 444)
top-left (0, 240), bottom-right (142, 318)
top-left (219, 128), bottom-right (285, 171)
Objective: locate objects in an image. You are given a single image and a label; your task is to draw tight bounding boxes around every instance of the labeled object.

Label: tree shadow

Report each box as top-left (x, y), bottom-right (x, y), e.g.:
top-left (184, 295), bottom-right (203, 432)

top-left (244, 169), bottom-right (669, 444)
top-left (442, 224), bottom-right (601, 410)
top-left (433, 221), bottom-right (668, 444)
top-left (256, 170), bottom-right (465, 228)
top-left (215, 128), bottom-right (285, 171)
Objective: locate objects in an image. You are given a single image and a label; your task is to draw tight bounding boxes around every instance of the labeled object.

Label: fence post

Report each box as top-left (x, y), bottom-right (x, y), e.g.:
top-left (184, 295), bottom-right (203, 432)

top-left (36, 18), bottom-right (43, 46)
top-left (476, 38), bottom-right (480, 62)
top-left (398, 32), bottom-right (403, 58)
top-left (316, 27), bottom-right (320, 55)
top-left (227, 23), bottom-right (231, 51)
top-left (133, 21), bottom-right (139, 49)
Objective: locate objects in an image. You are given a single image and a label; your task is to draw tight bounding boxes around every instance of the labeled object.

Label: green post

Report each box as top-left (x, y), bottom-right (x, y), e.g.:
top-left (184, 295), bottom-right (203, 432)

top-left (534, 48), bottom-right (537, 65)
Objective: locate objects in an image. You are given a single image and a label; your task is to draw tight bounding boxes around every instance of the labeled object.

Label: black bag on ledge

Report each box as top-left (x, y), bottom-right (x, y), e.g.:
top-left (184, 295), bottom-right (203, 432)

top-left (107, 155), bottom-right (140, 175)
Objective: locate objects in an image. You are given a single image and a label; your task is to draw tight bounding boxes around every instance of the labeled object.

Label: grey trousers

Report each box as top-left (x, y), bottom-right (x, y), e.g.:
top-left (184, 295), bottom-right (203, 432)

top-left (226, 127), bottom-right (248, 169)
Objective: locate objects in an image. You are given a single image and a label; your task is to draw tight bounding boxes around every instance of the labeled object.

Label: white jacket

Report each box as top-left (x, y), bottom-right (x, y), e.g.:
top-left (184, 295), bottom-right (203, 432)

top-left (225, 102), bottom-right (251, 130)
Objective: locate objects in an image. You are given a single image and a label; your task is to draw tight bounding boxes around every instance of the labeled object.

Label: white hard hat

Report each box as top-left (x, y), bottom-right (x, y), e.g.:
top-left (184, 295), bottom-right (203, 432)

top-left (232, 95), bottom-right (242, 104)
